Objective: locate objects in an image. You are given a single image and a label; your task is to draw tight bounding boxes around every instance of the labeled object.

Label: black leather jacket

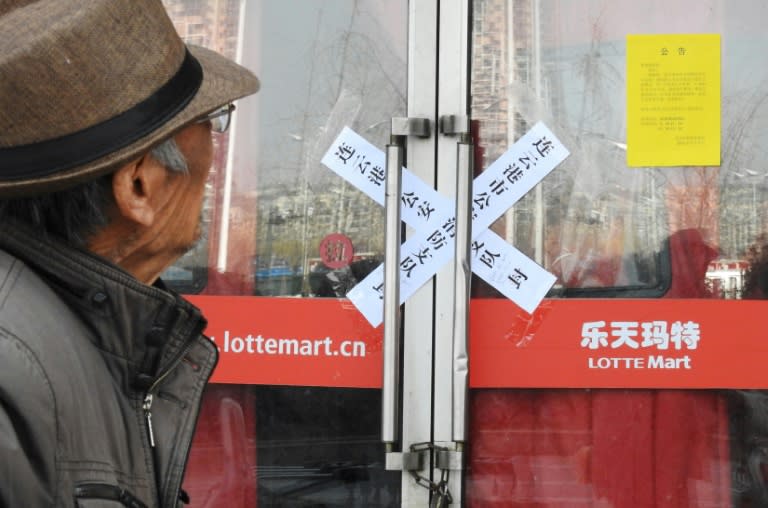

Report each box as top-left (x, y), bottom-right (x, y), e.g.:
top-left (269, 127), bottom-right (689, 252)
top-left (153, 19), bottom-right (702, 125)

top-left (0, 222), bottom-right (218, 507)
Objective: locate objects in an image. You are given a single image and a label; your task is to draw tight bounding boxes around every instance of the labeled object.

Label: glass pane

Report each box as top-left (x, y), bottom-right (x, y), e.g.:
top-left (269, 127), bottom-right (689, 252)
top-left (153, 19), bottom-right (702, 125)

top-left (468, 0), bottom-right (768, 299)
top-left (247, 1), bottom-right (407, 299)
top-left (187, 385), bottom-right (399, 507)
top-left (468, 1), bottom-right (768, 506)
top-left (163, 1), bottom-right (406, 506)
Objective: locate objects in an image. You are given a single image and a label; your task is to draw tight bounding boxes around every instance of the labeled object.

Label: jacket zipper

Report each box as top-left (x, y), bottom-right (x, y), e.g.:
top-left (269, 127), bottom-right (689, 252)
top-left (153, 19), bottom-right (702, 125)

top-left (142, 336), bottom-right (197, 448)
top-left (142, 394), bottom-right (156, 447)
top-left (140, 318), bottom-right (212, 506)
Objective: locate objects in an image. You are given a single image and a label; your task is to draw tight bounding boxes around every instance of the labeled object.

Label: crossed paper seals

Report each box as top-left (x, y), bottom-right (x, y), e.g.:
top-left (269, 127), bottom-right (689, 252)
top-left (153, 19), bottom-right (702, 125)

top-left (321, 122), bottom-right (570, 327)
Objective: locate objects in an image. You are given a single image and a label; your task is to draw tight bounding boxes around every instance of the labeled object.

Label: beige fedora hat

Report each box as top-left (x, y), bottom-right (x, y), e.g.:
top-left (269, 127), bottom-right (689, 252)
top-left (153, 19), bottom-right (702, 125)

top-left (0, 0), bottom-right (259, 197)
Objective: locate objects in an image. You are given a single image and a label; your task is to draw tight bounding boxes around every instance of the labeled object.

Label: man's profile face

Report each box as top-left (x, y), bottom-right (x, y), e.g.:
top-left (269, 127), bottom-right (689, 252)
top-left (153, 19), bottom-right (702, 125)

top-left (153, 122), bottom-right (214, 260)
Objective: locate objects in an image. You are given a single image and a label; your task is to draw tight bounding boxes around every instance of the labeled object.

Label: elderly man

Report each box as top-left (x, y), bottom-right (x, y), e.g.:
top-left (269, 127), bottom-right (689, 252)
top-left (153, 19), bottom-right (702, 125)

top-left (0, 0), bottom-right (258, 506)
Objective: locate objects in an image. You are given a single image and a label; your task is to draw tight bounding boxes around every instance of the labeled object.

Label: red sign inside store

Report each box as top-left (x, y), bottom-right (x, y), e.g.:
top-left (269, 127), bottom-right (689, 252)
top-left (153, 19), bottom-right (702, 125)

top-left (188, 296), bottom-right (768, 389)
top-left (318, 232), bottom-right (355, 269)
top-left (471, 298), bottom-right (768, 389)
top-left (186, 295), bottom-right (382, 387)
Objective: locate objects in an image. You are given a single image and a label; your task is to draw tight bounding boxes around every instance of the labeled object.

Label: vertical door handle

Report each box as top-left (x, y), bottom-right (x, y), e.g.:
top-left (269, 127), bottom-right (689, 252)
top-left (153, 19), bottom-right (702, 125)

top-left (451, 131), bottom-right (473, 443)
top-left (382, 117), bottom-right (431, 447)
top-left (382, 135), bottom-right (404, 446)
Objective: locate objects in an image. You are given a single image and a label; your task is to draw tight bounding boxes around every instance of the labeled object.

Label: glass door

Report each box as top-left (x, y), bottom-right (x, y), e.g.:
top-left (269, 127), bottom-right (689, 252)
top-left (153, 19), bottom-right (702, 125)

top-left (465, 1), bottom-right (768, 507)
top-left (162, 1), bottom-right (415, 506)
top-left (163, 1), bottom-right (768, 506)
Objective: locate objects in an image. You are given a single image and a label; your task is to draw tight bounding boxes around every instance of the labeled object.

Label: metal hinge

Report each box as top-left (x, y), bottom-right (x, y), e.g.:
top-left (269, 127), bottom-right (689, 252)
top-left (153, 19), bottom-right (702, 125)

top-left (391, 117), bottom-right (431, 138)
top-left (439, 114), bottom-right (470, 136)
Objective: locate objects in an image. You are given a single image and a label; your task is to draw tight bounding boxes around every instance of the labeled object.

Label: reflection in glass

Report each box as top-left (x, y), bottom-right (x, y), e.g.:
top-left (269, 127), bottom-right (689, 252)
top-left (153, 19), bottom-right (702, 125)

top-left (163, 1), bottom-right (406, 298)
top-left (164, 2), bottom-right (407, 507)
top-left (249, 1), bottom-right (406, 298)
top-left (470, 0), bottom-right (768, 300)
top-left (238, 3), bottom-right (412, 491)
top-left (468, 1), bottom-right (768, 507)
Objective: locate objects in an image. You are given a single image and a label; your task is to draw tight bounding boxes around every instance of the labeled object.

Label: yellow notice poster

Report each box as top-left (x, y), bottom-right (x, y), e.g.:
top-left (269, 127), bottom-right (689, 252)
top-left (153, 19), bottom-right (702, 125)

top-left (626, 34), bottom-right (720, 167)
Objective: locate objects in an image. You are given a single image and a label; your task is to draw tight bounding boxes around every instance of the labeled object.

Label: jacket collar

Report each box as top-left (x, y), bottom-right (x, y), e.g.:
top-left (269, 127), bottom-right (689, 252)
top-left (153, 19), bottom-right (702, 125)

top-left (0, 220), bottom-right (207, 390)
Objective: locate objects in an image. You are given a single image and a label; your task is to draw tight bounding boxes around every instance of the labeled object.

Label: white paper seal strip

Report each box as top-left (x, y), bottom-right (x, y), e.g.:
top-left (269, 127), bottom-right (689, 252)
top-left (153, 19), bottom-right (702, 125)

top-left (321, 122), bottom-right (569, 327)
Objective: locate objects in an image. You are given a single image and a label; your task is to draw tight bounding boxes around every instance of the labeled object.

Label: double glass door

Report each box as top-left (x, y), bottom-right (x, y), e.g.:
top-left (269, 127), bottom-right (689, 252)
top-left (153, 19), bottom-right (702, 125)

top-left (164, 1), bottom-right (768, 506)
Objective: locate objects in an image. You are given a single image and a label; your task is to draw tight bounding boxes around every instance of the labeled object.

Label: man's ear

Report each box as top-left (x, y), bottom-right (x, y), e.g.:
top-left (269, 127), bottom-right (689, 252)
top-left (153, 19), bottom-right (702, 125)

top-left (111, 152), bottom-right (170, 227)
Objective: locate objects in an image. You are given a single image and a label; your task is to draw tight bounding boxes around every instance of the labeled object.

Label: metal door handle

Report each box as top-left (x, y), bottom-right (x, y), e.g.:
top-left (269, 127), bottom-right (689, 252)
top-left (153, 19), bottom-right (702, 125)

top-left (382, 117), bottom-right (430, 448)
top-left (451, 132), bottom-right (472, 443)
top-left (382, 135), bottom-right (403, 446)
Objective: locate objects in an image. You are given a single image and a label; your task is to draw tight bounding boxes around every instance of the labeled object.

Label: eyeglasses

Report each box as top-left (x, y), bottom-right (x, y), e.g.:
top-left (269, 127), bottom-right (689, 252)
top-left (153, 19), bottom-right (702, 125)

top-left (196, 103), bottom-right (235, 133)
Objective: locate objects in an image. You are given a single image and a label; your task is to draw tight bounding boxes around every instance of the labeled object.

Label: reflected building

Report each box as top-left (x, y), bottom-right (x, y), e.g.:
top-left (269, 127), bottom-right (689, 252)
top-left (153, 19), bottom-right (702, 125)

top-left (163, 0), bottom-right (240, 58)
top-left (165, 1), bottom-right (400, 296)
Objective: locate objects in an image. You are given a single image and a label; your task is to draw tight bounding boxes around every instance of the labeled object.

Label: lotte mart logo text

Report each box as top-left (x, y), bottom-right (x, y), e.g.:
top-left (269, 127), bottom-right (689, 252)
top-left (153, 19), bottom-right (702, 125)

top-left (581, 320), bottom-right (700, 370)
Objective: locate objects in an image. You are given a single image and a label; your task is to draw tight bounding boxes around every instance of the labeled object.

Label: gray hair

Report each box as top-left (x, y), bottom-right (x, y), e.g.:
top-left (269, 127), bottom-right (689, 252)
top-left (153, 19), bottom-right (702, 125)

top-left (150, 137), bottom-right (188, 173)
top-left (0, 138), bottom-right (189, 247)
